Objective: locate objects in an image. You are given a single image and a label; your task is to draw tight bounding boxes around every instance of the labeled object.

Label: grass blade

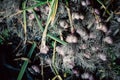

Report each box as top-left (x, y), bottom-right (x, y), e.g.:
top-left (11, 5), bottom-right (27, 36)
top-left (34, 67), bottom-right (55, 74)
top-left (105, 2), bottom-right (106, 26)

top-left (97, 0), bottom-right (111, 15)
top-left (32, 10), bottom-right (44, 32)
top-left (41, 0), bottom-right (58, 48)
top-left (47, 34), bottom-right (67, 45)
top-left (51, 41), bottom-right (62, 80)
top-left (22, 0), bottom-right (27, 44)
top-left (17, 42), bottom-right (36, 80)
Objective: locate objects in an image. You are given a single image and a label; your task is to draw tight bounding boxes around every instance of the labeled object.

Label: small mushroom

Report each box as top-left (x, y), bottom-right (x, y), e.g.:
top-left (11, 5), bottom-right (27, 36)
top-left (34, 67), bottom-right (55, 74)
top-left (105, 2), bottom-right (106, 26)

top-left (117, 17), bottom-right (120, 22)
top-left (40, 45), bottom-right (49, 54)
top-left (56, 46), bottom-right (64, 56)
top-left (91, 46), bottom-right (99, 52)
top-left (86, 0), bottom-right (91, 5)
top-left (81, 0), bottom-right (91, 6)
top-left (76, 29), bottom-right (89, 40)
top-left (83, 52), bottom-right (91, 59)
top-left (81, 1), bottom-right (87, 6)
top-left (66, 34), bottom-right (78, 43)
top-left (59, 20), bottom-right (69, 29)
top-left (95, 17), bottom-right (102, 23)
top-left (79, 44), bottom-right (87, 49)
top-left (27, 9), bottom-right (33, 13)
top-left (97, 53), bottom-right (107, 61)
top-left (28, 65), bottom-right (40, 76)
top-left (34, 7), bottom-right (40, 11)
top-left (72, 12), bottom-right (84, 20)
top-left (81, 72), bottom-right (90, 79)
top-left (89, 32), bottom-right (97, 39)
top-left (63, 56), bottom-right (75, 69)
top-left (72, 68), bottom-right (80, 77)
top-left (103, 36), bottom-right (113, 44)
top-left (44, 6), bottom-right (50, 15)
top-left (94, 8), bottom-right (100, 15)
top-left (96, 23), bottom-right (108, 33)
top-left (29, 14), bottom-right (35, 20)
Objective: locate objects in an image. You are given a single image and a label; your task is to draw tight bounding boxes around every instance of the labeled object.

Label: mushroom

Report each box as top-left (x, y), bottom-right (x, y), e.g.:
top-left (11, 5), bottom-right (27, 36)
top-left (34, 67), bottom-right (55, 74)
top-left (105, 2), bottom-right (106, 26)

top-left (59, 20), bottom-right (69, 29)
top-left (40, 45), bottom-right (49, 54)
top-left (56, 46), bottom-right (65, 56)
top-left (72, 12), bottom-right (84, 20)
top-left (66, 34), bottom-right (78, 43)
top-left (28, 65), bottom-right (40, 76)
top-left (96, 23), bottom-right (108, 33)
top-left (97, 53), bottom-right (107, 61)
top-left (29, 14), bottom-right (35, 20)
top-left (103, 36), bottom-right (113, 44)
top-left (76, 29), bottom-right (89, 40)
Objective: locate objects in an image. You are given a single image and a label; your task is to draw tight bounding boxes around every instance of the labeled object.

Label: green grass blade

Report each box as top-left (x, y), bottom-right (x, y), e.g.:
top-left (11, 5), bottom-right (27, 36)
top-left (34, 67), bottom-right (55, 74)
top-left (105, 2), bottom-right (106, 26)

top-left (32, 10), bottom-right (44, 32)
top-left (23, 1), bottom-right (48, 11)
top-left (17, 42), bottom-right (36, 80)
top-left (47, 34), bottom-right (67, 45)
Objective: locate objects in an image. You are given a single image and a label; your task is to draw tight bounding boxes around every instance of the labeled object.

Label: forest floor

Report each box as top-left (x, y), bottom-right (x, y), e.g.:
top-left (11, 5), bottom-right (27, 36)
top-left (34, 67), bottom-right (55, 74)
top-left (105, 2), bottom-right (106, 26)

top-left (0, 0), bottom-right (120, 80)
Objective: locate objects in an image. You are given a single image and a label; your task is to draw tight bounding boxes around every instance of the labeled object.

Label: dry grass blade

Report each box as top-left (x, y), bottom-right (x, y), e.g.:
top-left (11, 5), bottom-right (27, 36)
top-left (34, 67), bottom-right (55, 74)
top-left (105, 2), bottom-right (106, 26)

top-left (65, 0), bottom-right (74, 33)
top-left (52, 41), bottom-right (62, 80)
top-left (66, 6), bottom-right (74, 33)
top-left (22, 0), bottom-right (27, 44)
top-left (40, 0), bottom-right (58, 51)
top-left (14, 57), bottom-right (31, 63)
top-left (52, 75), bottom-right (62, 80)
